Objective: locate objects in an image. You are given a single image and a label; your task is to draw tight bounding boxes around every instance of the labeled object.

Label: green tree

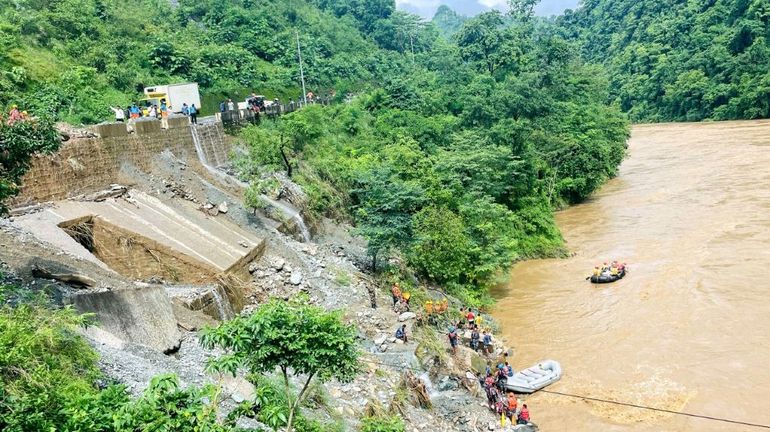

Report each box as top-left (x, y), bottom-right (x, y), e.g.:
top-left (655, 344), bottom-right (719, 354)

top-left (454, 11), bottom-right (507, 74)
top-left (200, 298), bottom-right (361, 432)
top-left (112, 375), bottom-right (226, 432)
top-left (0, 299), bottom-right (100, 431)
top-left (409, 206), bottom-right (472, 285)
top-left (0, 115), bottom-right (60, 214)
top-left (352, 165), bottom-right (426, 271)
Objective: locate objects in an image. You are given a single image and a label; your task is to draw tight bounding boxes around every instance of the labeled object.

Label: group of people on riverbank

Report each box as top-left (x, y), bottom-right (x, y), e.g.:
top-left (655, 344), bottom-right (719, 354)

top-left (482, 379), bottom-right (531, 427)
top-left (386, 282), bottom-right (534, 427)
top-left (479, 355), bottom-right (533, 427)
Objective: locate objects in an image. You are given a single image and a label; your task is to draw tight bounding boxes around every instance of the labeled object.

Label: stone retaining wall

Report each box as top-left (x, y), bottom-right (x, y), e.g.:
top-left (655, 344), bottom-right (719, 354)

top-left (10, 123), bottom-right (201, 207)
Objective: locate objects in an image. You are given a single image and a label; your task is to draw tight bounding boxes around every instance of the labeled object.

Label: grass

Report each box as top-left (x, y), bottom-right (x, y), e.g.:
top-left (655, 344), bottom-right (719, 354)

top-left (332, 268), bottom-right (351, 287)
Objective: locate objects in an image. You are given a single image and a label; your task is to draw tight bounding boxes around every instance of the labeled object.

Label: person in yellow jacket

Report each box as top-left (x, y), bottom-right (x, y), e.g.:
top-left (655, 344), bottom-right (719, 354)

top-left (424, 300), bottom-right (433, 315)
top-left (402, 291), bottom-right (411, 305)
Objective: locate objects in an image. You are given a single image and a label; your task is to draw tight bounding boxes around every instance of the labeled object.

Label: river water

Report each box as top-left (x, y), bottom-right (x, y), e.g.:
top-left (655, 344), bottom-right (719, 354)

top-left (491, 121), bottom-right (770, 431)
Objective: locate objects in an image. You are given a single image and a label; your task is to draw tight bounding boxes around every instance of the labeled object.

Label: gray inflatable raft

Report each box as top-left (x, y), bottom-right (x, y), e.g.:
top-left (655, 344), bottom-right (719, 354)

top-left (505, 360), bottom-right (562, 393)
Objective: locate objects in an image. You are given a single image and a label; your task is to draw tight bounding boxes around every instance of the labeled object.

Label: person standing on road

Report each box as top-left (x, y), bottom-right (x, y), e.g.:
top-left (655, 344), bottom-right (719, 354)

top-left (110, 106), bottom-right (125, 122)
top-left (189, 104), bottom-right (198, 124)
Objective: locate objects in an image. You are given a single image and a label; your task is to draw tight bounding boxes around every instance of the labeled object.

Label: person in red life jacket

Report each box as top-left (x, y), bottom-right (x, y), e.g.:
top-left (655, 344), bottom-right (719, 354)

top-left (518, 404), bottom-right (530, 424)
top-left (466, 309), bottom-right (476, 329)
top-left (483, 374), bottom-right (497, 409)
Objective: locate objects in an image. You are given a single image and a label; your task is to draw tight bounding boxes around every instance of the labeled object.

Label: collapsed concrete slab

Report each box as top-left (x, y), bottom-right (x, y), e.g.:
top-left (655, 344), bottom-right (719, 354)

top-left (69, 285), bottom-right (181, 353)
top-left (14, 191), bottom-right (265, 283)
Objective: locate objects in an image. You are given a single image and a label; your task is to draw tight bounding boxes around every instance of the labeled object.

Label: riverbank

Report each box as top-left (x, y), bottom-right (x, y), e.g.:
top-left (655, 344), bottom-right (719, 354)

top-left (491, 120), bottom-right (770, 431)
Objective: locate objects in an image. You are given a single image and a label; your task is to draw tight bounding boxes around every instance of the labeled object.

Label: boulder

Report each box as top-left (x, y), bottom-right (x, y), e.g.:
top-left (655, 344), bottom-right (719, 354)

top-left (374, 335), bottom-right (387, 346)
top-left (398, 312), bottom-right (416, 322)
top-left (437, 376), bottom-right (459, 392)
top-left (218, 202), bottom-right (229, 214)
top-left (220, 375), bottom-right (255, 404)
top-left (290, 271), bottom-right (303, 285)
top-left (271, 258), bottom-right (285, 272)
top-left (171, 299), bottom-right (217, 331)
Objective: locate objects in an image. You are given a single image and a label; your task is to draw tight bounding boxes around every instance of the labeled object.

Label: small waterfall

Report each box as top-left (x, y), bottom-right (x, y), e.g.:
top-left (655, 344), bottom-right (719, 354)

top-left (189, 123), bottom-right (311, 243)
top-left (190, 125), bottom-right (209, 166)
top-left (418, 372), bottom-right (439, 399)
top-left (190, 124), bottom-right (249, 188)
top-left (260, 195), bottom-right (311, 242)
top-left (210, 286), bottom-right (234, 320)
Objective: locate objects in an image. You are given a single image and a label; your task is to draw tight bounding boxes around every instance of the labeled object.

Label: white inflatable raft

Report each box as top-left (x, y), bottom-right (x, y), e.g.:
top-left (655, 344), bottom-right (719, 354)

top-left (505, 360), bottom-right (562, 393)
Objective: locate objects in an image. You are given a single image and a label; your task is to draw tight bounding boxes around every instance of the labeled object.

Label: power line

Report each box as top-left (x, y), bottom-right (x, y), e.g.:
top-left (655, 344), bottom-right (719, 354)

top-left (539, 390), bottom-right (770, 430)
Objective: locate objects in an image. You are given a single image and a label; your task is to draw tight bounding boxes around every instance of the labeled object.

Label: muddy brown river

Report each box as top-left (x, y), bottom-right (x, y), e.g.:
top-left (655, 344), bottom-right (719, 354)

top-left (492, 121), bottom-right (770, 431)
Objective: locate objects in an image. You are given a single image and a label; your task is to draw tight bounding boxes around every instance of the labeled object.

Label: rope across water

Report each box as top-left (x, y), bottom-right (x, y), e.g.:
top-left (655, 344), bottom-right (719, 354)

top-left (364, 359), bottom-right (770, 429)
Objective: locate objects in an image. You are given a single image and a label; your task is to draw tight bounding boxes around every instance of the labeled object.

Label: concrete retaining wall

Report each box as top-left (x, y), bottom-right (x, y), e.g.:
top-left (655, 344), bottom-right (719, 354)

top-left (70, 285), bottom-right (181, 353)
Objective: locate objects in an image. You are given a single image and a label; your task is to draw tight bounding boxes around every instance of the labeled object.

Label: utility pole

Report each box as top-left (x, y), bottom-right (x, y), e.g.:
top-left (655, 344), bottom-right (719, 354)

top-left (296, 30), bottom-right (307, 105)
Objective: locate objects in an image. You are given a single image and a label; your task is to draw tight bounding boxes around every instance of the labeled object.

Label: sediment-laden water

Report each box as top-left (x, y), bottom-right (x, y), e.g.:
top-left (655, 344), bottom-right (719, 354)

top-left (492, 121), bottom-right (770, 431)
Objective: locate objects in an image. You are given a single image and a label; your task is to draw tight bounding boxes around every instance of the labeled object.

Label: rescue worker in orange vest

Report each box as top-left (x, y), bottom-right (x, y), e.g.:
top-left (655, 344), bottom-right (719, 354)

top-left (391, 283), bottom-right (401, 307)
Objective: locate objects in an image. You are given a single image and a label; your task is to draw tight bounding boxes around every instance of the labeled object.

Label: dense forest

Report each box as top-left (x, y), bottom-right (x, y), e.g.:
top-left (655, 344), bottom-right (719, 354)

top-left (557, 0), bottom-right (770, 122)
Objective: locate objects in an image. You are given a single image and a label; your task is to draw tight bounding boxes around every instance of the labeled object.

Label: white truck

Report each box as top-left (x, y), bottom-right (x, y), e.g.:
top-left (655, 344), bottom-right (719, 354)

top-left (143, 83), bottom-right (201, 114)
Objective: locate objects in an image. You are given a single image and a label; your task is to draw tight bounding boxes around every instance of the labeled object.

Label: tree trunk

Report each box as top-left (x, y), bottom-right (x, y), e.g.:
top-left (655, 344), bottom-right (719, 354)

top-left (371, 251), bottom-right (377, 273)
top-left (284, 371), bottom-right (316, 432)
top-left (280, 145), bottom-right (293, 178)
top-left (279, 134), bottom-right (293, 178)
top-left (282, 368), bottom-right (294, 432)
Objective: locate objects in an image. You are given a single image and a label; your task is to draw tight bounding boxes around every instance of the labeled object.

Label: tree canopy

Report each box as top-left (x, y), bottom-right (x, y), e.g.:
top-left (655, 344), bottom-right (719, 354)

top-left (200, 298), bottom-right (360, 432)
top-left (557, 0), bottom-right (770, 121)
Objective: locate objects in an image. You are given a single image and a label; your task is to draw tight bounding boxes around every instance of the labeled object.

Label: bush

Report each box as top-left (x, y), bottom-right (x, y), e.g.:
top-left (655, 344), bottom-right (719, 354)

top-left (0, 285), bottom-right (234, 432)
top-left (359, 415), bottom-right (405, 432)
top-left (0, 114), bottom-right (60, 213)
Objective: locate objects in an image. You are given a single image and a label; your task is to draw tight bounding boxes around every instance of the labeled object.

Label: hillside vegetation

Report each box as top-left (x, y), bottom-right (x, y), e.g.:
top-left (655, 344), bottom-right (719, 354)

top-left (558, 0), bottom-right (770, 122)
top-left (1, 0), bottom-right (629, 302)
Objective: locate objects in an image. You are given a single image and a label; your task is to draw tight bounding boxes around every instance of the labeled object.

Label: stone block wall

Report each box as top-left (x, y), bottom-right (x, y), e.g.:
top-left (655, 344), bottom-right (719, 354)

top-left (195, 122), bottom-right (231, 167)
top-left (10, 125), bottom-right (200, 207)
